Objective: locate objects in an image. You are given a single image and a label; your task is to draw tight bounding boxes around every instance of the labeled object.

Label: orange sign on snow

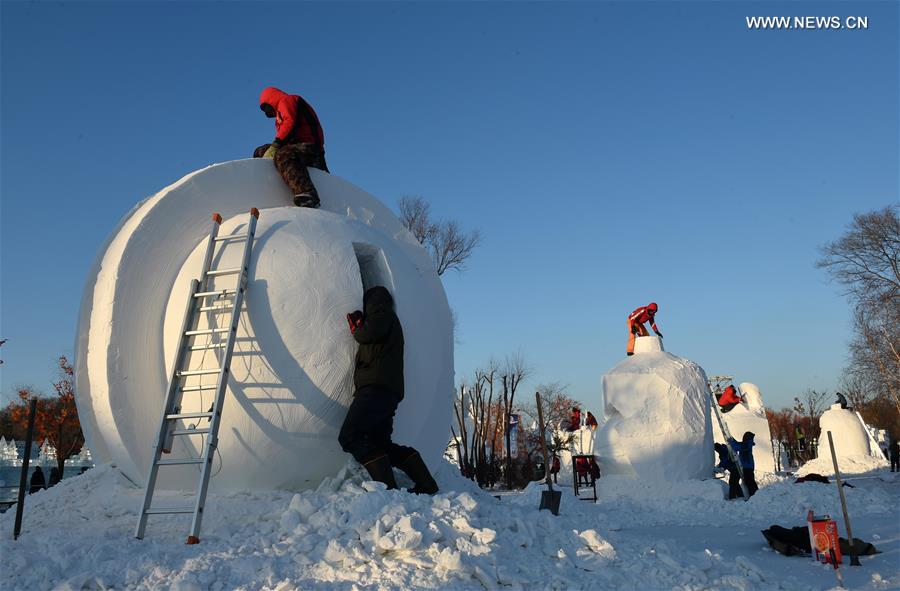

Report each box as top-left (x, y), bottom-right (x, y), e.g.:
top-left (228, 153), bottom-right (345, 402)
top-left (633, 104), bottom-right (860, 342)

top-left (807, 510), bottom-right (842, 565)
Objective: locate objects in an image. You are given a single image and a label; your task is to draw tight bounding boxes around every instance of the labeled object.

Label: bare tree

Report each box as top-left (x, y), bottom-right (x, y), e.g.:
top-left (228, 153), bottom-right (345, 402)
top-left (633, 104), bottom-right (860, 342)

top-left (817, 205), bottom-right (900, 304)
top-left (818, 205), bottom-right (900, 421)
top-left (500, 352), bottom-right (530, 489)
top-left (398, 196), bottom-right (482, 275)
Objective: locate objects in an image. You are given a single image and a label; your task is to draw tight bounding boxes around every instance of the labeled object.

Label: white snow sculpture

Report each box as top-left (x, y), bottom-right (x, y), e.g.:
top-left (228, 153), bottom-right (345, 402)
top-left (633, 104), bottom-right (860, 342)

top-left (594, 337), bottom-right (713, 481)
top-left (74, 160), bottom-right (454, 491)
top-left (711, 382), bottom-right (776, 473)
top-left (819, 405), bottom-right (885, 460)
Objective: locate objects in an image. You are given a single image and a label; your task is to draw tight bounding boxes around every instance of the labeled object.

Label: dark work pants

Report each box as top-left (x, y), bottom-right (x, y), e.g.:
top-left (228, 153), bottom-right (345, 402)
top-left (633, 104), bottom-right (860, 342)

top-left (338, 387), bottom-right (418, 466)
top-left (729, 467), bottom-right (758, 498)
top-left (253, 142), bottom-right (328, 199)
top-left (727, 469), bottom-right (742, 499)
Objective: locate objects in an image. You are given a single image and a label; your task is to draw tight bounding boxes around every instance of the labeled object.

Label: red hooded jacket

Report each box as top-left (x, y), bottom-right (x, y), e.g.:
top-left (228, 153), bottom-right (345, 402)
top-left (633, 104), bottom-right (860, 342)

top-left (259, 87), bottom-right (325, 146)
top-left (718, 385), bottom-right (742, 407)
top-left (628, 305), bottom-right (658, 332)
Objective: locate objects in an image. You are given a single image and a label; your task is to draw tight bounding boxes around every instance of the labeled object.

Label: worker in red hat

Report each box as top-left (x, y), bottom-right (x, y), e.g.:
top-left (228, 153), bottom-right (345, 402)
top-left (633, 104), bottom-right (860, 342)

top-left (253, 87), bottom-right (328, 208)
top-left (626, 302), bottom-right (663, 356)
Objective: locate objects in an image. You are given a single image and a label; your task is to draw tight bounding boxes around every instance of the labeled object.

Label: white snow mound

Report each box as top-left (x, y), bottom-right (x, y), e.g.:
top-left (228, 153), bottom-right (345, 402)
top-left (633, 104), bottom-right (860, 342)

top-left (798, 405), bottom-right (889, 476)
top-left (595, 346), bottom-right (713, 482)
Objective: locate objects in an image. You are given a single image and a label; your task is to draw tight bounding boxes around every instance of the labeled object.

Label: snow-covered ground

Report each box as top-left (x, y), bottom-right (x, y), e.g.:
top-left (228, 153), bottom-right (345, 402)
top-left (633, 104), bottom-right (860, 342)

top-left (3, 462), bottom-right (898, 591)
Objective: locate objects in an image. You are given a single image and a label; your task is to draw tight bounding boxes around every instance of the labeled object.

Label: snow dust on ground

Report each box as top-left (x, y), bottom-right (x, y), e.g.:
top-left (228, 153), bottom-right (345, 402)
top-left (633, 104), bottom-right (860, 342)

top-left (2, 462), bottom-right (898, 591)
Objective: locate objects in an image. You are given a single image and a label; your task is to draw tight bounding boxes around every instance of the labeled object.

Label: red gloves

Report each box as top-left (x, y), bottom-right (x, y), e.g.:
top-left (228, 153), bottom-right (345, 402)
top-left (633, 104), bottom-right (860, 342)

top-left (347, 311), bottom-right (364, 333)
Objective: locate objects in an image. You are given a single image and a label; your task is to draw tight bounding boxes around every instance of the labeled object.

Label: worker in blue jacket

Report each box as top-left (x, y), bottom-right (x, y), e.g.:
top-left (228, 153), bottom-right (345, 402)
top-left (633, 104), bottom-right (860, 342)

top-left (728, 431), bottom-right (758, 497)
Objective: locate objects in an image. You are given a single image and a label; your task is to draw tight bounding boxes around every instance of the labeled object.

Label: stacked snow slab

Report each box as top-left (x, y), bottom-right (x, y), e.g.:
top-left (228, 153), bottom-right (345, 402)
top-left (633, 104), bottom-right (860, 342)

top-left (798, 405), bottom-right (889, 476)
top-left (74, 160), bottom-right (454, 491)
top-left (595, 348), bottom-right (713, 482)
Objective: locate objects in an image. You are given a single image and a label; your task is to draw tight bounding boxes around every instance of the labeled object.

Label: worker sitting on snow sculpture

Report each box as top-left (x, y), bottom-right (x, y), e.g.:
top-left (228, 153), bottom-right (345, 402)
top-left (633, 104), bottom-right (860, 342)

top-left (717, 385), bottom-right (743, 413)
top-left (338, 286), bottom-right (439, 494)
top-left (835, 392), bottom-right (850, 410)
top-left (728, 431), bottom-right (758, 498)
top-left (253, 86), bottom-right (328, 208)
top-left (626, 302), bottom-right (663, 356)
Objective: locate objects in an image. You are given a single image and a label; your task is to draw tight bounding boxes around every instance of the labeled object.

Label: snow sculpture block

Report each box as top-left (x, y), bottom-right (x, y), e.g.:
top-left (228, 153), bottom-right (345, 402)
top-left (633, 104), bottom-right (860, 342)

top-left (711, 382), bottom-right (776, 473)
top-left (594, 349), bottom-right (713, 481)
top-left (633, 335), bottom-right (664, 354)
top-left (819, 406), bottom-right (878, 459)
top-left (74, 160), bottom-right (454, 491)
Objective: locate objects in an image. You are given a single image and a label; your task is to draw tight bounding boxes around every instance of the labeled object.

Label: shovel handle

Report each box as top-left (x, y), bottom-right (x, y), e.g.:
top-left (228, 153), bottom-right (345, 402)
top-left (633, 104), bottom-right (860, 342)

top-left (535, 392), bottom-right (553, 491)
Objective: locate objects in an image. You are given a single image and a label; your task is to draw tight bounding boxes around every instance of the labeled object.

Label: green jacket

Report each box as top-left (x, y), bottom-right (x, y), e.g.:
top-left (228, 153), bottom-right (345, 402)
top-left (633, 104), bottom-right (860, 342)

top-left (353, 286), bottom-right (404, 399)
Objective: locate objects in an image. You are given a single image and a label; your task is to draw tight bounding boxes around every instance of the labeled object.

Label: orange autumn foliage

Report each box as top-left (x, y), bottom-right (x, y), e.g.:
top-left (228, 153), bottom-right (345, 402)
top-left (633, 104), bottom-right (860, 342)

top-left (6, 356), bottom-right (84, 475)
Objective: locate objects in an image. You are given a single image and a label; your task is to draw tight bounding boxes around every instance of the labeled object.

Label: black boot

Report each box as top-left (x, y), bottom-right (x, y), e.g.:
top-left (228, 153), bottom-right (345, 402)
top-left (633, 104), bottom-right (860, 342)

top-left (362, 454), bottom-right (398, 490)
top-left (399, 452), bottom-right (439, 495)
top-left (293, 193), bottom-right (320, 208)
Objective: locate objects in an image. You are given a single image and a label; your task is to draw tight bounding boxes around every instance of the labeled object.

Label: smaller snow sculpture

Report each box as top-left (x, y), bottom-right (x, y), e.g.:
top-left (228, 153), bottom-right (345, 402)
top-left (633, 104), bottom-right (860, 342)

top-left (712, 382), bottom-right (777, 473)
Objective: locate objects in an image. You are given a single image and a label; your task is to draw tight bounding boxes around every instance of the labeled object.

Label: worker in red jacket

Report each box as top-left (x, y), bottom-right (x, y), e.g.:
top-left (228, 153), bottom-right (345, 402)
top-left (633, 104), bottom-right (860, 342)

top-left (627, 302), bottom-right (662, 356)
top-left (253, 87), bottom-right (328, 208)
top-left (717, 385), bottom-right (743, 413)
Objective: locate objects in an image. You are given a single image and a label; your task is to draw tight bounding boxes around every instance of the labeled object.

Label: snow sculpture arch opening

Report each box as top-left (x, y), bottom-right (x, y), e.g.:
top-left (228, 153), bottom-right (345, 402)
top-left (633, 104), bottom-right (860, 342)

top-left (74, 160), bottom-right (454, 491)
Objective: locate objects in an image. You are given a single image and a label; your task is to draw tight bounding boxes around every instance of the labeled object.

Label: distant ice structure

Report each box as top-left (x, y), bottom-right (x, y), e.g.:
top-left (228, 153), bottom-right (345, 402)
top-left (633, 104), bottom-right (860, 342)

top-left (593, 336), bottom-right (713, 482)
top-left (711, 382), bottom-right (777, 473)
top-left (74, 160), bottom-right (454, 491)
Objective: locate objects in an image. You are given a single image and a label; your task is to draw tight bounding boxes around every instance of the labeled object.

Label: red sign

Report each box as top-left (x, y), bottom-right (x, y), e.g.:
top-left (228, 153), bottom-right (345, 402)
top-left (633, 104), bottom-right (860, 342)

top-left (807, 511), bottom-right (842, 565)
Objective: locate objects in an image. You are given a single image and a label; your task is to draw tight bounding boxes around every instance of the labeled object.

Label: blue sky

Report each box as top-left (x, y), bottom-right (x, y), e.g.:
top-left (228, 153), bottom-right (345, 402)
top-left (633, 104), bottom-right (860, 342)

top-left (1, 2), bottom-right (897, 411)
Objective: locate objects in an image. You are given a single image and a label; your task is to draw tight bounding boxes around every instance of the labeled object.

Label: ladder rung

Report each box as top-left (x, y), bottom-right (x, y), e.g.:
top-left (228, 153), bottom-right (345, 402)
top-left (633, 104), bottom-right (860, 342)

top-left (166, 412), bottom-right (214, 420)
top-left (145, 507), bottom-right (195, 515)
top-left (198, 304), bottom-right (234, 312)
top-left (188, 342), bottom-right (227, 351)
top-left (180, 384), bottom-right (218, 392)
top-left (194, 289), bottom-right (236, 298)
top-left (157, 458), bottom-right (205, 466)
top-left (214, 233), bottom-right (248, 242)
top-left (177, 368), bottom-right (220, 377)
top-left (206, 268), bottom-right (241, 277)
top-left (185, 328), bottom-right (230, 336)
top-left (171, 428), bottom-right (211, 436)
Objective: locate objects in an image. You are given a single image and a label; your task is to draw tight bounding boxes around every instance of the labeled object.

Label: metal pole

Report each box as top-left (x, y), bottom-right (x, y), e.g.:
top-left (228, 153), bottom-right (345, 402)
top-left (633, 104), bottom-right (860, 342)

top-left (13, 398), bottom-right (38, 540)
top-left (827, 431), bottom-right (861, 566)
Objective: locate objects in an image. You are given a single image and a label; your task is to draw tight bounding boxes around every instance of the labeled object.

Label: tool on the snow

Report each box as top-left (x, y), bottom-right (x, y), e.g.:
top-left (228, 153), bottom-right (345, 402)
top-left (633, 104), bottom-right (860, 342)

top-left (135, 208), bottom-right (259, 545)
top-left (707, 382), bottom-right (750, 501)
top-left (826, 431), bottom-right (861, 566)
top-left (535, 391), bottom-right (561, 515)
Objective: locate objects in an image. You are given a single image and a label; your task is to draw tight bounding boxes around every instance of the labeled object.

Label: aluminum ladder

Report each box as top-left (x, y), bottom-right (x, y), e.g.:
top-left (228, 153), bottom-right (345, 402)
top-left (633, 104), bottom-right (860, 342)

top-left (135, 208), bottom-right (259, 544)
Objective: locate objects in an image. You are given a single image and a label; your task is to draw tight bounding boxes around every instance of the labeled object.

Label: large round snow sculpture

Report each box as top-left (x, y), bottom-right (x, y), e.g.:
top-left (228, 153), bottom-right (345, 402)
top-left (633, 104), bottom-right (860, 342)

top-left (74, 160), bottom-right (454, 491)
top-left (711, 382), bottom-right (776, 473)
top-left (594, 336), bottom-right (713, 481)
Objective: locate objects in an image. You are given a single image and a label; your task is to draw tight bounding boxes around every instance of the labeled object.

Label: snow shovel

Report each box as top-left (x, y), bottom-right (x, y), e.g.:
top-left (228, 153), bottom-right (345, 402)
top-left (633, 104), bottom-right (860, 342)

top-left (535, 392), bottom-right (561, 515)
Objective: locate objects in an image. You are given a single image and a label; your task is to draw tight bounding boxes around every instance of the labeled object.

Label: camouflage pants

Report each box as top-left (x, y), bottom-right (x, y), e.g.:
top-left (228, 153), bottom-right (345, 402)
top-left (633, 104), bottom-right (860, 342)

top-left (253, 142), bottom-right (329, 199)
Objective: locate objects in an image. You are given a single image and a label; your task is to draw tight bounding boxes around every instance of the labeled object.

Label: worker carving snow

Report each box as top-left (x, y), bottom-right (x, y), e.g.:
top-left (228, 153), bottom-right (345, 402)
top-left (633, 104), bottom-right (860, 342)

top-left (626, 302), bottom-right (663, 356)
top-left (717, 385), bottom-right (743, 413)
top-left (338, 286), bottom-right (439, 495)
top-left (253, 86), bottom-right (328, 208)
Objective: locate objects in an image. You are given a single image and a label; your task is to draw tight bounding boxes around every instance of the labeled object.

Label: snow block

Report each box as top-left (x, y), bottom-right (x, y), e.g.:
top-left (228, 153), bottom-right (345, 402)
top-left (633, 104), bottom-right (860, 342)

top-left (711, 382), bottom-right (776, 473)
top-left (74, 159), bottom-right (454, 491)
top-left (633, 335), bottom-right (664, 354)
top-left (820, 406), bottom-right (883, 459)
top-left (595, 349), bottom-right (713, 482)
